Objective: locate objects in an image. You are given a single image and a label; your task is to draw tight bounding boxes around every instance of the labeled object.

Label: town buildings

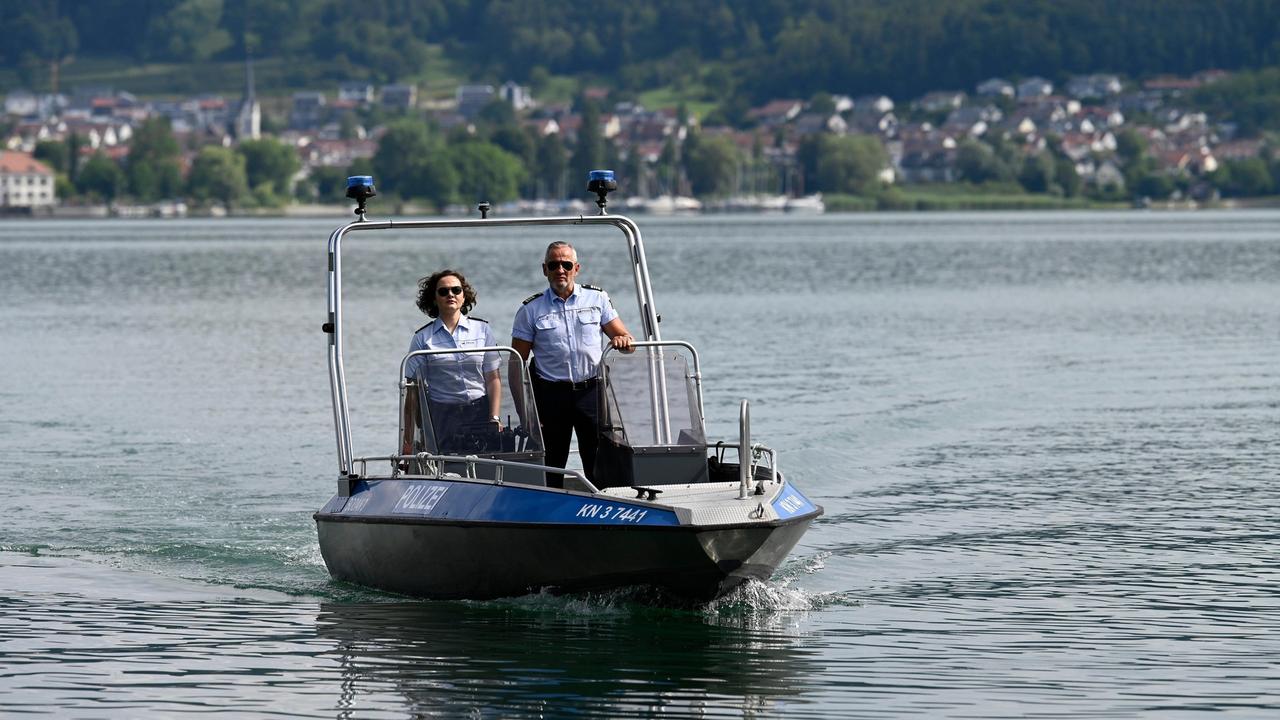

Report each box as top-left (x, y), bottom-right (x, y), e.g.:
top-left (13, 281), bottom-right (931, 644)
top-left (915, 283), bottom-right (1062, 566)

top-left (0, 67), bottom-right (1266, 207)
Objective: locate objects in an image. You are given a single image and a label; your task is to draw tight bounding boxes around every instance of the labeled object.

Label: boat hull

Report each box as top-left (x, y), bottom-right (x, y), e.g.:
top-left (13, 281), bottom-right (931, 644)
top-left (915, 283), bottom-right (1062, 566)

top-left (315, 509), bottom-right (817, 602)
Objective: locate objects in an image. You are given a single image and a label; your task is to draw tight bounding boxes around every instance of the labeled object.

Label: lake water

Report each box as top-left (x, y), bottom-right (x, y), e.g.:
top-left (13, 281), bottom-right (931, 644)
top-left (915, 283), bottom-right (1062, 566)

top-left (2, 210), bottom-right (1278, 717)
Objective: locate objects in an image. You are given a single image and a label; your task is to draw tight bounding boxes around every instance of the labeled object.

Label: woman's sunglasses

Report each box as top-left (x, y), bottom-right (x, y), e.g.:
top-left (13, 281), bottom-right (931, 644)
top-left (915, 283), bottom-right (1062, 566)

top-left (544, 260), bottom-right (576, 272)
top-left (436, 285), bottom-right (464, 297)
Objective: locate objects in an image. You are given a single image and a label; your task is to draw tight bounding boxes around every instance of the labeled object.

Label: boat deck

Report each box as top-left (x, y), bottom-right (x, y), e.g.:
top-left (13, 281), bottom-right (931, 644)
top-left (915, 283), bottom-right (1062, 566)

top-left (598, 479), bottom-right (813, 526)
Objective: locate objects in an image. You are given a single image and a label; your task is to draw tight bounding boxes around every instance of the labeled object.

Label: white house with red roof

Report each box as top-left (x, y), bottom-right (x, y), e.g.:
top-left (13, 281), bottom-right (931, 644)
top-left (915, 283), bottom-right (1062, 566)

top-left (0, 151), bottom-right (56, 209)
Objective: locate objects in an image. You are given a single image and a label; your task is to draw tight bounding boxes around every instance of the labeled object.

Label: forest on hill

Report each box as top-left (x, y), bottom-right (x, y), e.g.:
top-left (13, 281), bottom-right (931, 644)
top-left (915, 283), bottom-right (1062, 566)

top-left (3, 0), bottom-right (1279, 103)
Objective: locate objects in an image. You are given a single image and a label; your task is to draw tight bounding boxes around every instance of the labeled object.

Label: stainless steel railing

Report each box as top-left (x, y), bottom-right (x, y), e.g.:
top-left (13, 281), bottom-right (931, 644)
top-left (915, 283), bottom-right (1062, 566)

top-left (352, 452), bottom-right (599, 494)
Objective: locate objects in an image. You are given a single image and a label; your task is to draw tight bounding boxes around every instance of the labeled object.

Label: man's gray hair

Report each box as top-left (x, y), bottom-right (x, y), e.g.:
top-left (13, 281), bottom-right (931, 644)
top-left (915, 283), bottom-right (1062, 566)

top-left (544, 241), bottom-right (577, 262)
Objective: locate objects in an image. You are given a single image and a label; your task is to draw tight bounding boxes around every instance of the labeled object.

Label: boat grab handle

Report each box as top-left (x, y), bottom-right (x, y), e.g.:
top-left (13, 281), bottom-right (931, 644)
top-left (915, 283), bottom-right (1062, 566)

top-left (739, 400), bottom-right (751, 499)
top-left (714, 440), bottom-right (778, 487)
top-left (360, 453), bottom-right (599, 494)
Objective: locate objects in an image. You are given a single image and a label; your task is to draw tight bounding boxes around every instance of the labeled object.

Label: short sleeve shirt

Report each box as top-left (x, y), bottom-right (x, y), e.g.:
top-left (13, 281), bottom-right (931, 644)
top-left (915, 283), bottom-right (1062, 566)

top-left (405, 316), bottom-right (500, 403)
top-left (511, 285), bottom-right (618, 382)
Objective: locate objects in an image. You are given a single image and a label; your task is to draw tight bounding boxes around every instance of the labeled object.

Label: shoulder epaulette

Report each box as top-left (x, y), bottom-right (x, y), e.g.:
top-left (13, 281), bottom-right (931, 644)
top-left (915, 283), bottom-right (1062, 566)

top-left (522, 293), bottom-right (541, 305)
top-left (581, 283), bottom-right (603, 292)
top-left (468, 315), bottom-right (488, 324)
top-left (415, 319), bottom-right (436, 333)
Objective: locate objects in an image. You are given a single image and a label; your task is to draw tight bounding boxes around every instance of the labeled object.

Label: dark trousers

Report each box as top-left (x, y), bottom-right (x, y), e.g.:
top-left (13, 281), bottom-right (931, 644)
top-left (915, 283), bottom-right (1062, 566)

top-left (531, 376), bottom-right (599, 488)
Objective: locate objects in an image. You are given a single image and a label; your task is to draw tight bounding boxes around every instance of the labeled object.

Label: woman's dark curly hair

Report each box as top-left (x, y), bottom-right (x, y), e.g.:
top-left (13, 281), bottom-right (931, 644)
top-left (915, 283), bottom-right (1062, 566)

top-left (416, 269), bottom-right (478, 318)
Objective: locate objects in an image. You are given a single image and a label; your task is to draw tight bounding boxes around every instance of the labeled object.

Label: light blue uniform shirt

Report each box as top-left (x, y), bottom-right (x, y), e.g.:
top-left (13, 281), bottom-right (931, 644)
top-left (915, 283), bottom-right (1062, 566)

top-left (512, 285), bottom-right (618, 383)
top-left (405, 316), bottom-right (500, 403)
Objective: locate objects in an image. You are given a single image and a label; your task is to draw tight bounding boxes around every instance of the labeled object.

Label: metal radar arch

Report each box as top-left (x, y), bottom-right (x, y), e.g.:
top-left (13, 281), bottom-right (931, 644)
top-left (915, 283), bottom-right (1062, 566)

top-left (325, 170), bottom-right (666, 476)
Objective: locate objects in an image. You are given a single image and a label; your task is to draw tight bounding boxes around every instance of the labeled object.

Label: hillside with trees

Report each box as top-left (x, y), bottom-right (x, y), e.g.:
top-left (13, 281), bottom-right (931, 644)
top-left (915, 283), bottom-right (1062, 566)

top-left (4, 0), bottom-right (1279, 105)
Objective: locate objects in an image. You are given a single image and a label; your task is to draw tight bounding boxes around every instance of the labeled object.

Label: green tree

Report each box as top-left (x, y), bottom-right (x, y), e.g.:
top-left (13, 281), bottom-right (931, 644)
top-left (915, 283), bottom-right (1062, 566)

top-left (534, 132), bottom-right (568, 199)
top-left (1018, 152), bottom-right (1056, 193)
top-left (619, 147), bottom-right (647, 196)
top-left (5, 8), bottom-right (77, 92)
top-left (1192, 67), bottom-right (1280, 134)
top-left (238, 137), bottom-right (300, 199)
top-left (338, 113), bottom-right (360, 141)
top-left (143, 0), bottom-right (233, 62)
top-left (1210, 157), bottom-right (1274, 197)
top-left (299, 166), bottom-right (349, 203)
top-left (796, 134), bottom-right (822, 191)
top-left (807, 92), bottom-right (836, 116)
top-left (490, 126), bottom-right (537, 195)
top-left (54, 175), bottom-right (76, 200)
top-left (955, 140), bottom-right (1013, 184)
top-left (33, 140), bottom-right (69, 174)
top-left (705, 94), bottom-right (750, 129)
top-left (415, 159), bottom-right (461, 210)
top-left (127, 117), bottom-right (183, 201)
top-left (449, 141), bottom-right (525, 203)
top-left (1054, 157), bottom-right (1082, 198)
top-left (815, 135), bottom-right (888, 195)
top-left (76, 153), bottom-right (126, 200)
top-left (67, 133), bottom-right (84, 184)
top-left (188, 146), bottom-right (248, 209)
top-left (1133, 172), bottom-right (1174, 200)
top-left (325, 19), bottom-right (429, 83)
top-left (476, 99), bottom-right (517, 127)
top-left (371, 119), bottom-right (457, 208)
top-left (1115, 129), bottom-right (1147, 165)
top-left (685, 134), bottom-right (741, 197)
top-left (570, 98), bottom-right (604, 185)
top-left (372, 120), bottom-right (434, 196)
top-left (528, 66), bottom-right (551, 93)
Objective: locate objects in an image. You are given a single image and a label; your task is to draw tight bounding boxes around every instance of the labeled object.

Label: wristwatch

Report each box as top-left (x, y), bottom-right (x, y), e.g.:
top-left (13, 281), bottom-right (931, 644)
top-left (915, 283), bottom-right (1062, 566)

top-left (489, 416), bottom-right (501, 423)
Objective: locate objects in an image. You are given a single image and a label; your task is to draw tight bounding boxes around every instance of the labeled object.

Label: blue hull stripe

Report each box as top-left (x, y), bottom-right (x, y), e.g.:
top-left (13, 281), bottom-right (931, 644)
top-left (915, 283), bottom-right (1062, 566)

top-left (322, 479), bottom-right (681, 526)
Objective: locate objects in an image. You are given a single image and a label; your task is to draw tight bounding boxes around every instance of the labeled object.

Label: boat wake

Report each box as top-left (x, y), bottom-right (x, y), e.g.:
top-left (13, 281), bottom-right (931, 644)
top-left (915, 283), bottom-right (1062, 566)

top-left (703, 551), bottom-right (858, 624)
top-left (465, 550), bottom-right (852, 623)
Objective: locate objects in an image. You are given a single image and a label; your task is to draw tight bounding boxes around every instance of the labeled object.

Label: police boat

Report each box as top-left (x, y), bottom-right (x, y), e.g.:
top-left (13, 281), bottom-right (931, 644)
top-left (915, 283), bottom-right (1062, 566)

top-left (314, 172), bottom-right (822, 602)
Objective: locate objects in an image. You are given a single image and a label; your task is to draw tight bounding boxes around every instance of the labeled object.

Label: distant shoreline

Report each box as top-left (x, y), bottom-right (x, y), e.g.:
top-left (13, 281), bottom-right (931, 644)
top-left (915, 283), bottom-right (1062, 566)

top-left (9, 197), bottom-right (1276, 220)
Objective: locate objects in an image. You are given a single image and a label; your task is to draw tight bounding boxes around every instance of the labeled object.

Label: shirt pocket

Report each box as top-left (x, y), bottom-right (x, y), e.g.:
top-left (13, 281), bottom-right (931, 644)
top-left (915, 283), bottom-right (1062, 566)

top-left (575, 307), bottom-right (602, 344)
top-left (533, 313), bottom-right (562, 332)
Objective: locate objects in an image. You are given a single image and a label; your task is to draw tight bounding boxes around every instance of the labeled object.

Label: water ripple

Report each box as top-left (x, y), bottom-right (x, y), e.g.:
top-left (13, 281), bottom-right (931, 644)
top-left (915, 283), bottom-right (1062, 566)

top-left (3, 213), bottom-right (1280, 716)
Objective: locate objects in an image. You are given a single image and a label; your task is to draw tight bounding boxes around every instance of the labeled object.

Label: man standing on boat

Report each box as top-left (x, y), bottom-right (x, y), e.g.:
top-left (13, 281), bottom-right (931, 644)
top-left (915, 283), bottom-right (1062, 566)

top-left (511, 241), bottom-right (635, 487)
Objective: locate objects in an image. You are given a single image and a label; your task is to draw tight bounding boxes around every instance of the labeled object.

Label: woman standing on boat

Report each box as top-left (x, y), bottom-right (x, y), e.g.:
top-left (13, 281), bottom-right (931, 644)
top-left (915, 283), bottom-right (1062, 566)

top-left (401, 269), bottom-right (503, 455)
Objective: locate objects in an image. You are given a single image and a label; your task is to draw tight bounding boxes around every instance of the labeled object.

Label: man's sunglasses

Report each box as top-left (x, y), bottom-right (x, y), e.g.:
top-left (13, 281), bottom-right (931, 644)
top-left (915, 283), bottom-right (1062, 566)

top-left (436, 285), bottom-right (464, 297)
top-left (544, 260), bottom-right (576, 272)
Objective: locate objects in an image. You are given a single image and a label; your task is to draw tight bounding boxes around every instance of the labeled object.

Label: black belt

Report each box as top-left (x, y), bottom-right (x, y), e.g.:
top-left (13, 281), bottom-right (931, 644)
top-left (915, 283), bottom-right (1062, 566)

top-left (536, 376), bottom-right (598, 390)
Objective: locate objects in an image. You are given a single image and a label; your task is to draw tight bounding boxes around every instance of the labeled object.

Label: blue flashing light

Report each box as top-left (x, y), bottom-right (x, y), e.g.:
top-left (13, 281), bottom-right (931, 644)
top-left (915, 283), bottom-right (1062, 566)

top-left (347, 175), bottom-right (375, 190)
top-left (588, 169), bottom-right (615, 182)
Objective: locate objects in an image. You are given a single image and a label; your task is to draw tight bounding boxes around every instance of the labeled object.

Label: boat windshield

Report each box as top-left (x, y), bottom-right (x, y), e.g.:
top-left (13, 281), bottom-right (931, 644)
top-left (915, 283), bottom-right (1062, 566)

top-left (599, 345), bottom-right (705, 449)
top-left (401, 347), bottom-right (543, 461)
